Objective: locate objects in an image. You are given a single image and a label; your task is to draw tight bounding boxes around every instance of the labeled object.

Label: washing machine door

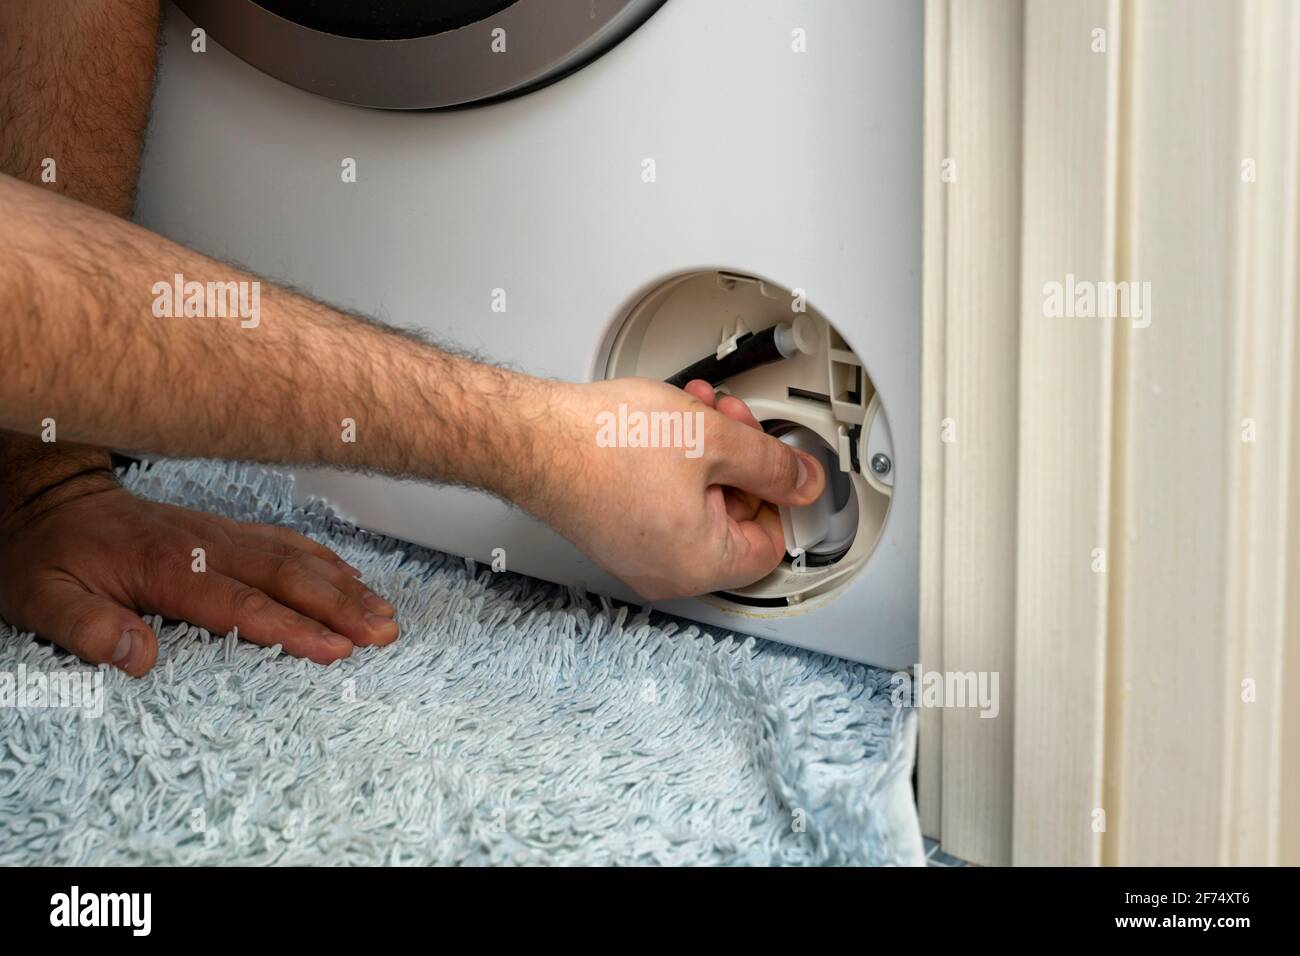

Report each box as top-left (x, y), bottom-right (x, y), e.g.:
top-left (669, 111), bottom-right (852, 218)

top-left (175, 0), bottom-right (666, 109)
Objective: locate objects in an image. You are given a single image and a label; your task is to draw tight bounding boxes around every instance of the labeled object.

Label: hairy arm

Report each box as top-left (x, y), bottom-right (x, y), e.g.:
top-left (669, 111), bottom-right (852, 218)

top-left (0, 0), bottom-right (547, 512)
top-left (0, 173), bottom-right (823, 601)
top-left (1, 175), bottom-right (556, 504)
top-left (0, 0), bottom-right (159, 217)
top-left (0, 0), bottom-right (160, 519)
top-left (0, 5), bottom-right (556, 506)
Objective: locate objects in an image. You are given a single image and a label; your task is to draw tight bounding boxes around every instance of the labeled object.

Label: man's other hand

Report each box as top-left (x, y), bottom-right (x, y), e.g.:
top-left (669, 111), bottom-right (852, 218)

top-left (0, 473), bottom-right (398, 676)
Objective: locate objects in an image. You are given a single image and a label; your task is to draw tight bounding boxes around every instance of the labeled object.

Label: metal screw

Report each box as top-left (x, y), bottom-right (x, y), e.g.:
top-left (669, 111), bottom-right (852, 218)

top-left (870, 453), bottom-right (892, 476)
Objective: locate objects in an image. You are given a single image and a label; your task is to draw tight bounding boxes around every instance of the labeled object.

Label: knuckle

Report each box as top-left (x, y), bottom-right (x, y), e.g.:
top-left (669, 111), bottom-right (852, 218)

top-left (65, 606), bottom-right (111, 658)
top-left (330, 588), bottom-right (357, 619)
top-left (151, 539), bottom-right (191, 570)
top-left (271, 553), bottom-right (313, 591)
top-left (143, 536), bottom-right (200, 581)
top-left (768, 442), bottom-right (798, 490)
top-left (280, 527), bottom-right (317, 550)
top-left (196, 519), bottom-right (234, 546)
top-left (304, 534), bottom-right (335, 556)
top-left (231, 586), bottom-right (273, 619)
top-left (704, 421), bottom-right (739, 473)
top-left (239, 520), bottom-right (292, 551)
top-left (276, 527), bottom-right (306, 548)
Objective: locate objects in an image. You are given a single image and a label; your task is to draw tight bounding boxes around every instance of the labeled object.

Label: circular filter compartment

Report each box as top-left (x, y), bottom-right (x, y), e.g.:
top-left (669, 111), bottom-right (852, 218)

top-left (604, 270), bottom-right (892, 613)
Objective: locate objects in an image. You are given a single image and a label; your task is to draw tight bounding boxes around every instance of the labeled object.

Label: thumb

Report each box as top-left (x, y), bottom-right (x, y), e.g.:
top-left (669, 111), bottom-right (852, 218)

top-left (711, 419), bottom-right (826, 507)
top-left (30, 582), bottom-right (158, 677)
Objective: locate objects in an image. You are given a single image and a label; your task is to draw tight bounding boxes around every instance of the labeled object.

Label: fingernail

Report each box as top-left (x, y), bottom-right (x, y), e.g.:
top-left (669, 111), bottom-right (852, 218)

top-left (112, 629), bottom-right (136, 666)
top-left (796, 453), bottom-right (821, 496)
top-left (113, 628), bottom-right (146, 672)
top-left (337, 560), bottom-right (362, 578)
top-left (362, 590), bottom-right (395, 617)
top-left (321, 630), bottom-right (352, 652)
top-left (366, 613), bottom-right (400, 639)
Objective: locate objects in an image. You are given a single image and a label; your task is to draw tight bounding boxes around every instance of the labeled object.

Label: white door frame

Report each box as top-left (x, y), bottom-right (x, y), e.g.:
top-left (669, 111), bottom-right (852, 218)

top-left (920, 0), bottom-right (1300, 866)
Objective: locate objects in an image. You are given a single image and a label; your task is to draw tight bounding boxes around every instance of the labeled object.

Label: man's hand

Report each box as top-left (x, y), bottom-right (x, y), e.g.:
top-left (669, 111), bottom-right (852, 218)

top-left (0, 471), bottom-right (398, 676)
top-left (0, 0), bottom-right (399, 678)
top-left (524, 377), bottom-right (826, 601)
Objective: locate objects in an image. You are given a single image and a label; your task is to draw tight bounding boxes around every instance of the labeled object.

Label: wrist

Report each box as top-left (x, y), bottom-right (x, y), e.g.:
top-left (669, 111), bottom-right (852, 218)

top-left (0, 438), bottom-right (119, 530)
top-left (463, 369), bottom-right (580, 510)
top-left (499, 378), bottom-right (611, 529)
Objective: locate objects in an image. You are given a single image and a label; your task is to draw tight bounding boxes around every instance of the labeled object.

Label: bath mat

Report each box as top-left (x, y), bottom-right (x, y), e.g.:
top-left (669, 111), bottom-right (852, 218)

top-left (0, 459), bottom-right (923, 866)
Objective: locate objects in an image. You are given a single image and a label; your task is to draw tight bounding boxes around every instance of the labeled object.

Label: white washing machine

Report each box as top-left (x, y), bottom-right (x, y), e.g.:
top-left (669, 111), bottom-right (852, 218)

top-left (136, 0), bottom-right (922, 669)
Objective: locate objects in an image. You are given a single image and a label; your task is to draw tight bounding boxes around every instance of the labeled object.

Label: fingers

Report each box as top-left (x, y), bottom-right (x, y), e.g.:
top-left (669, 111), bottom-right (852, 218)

top-left (751, 501), bottom-right (787, 555)
top-left (27, 580), bottom-right (158, 677)
top-left (206, 544), bottom-right (399, 647)
top-left (601, 376), bottom-right (824, 597)
top-left (718, 505), bottom-right (788, 590)
top-left (684, 379), bottom-right (766, 434)
top-left (223, 517), bottom-right (362, 577)
top-left (137, 518), bottom-right (393, 664)
top-left (684, 379), bottom-right (823, 506)
top-left (682, 379), bottom-right (716, 406)
top-left (723, 491), bottom-right (760, 522)
top-left (715, 393), bottom-right (763, 431)
top-left (711, 420), bottom-right (826, 507)
top-left (685, 381), bottom-right (768, 518)
top-left (710, 393), bottom-right (765, 517)
top-left (154, 569), bottom-right (356, 665)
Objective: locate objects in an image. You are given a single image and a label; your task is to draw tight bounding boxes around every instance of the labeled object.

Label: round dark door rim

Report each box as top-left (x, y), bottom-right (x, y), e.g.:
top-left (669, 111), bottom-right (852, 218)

top-left (174, 0), bottom-right (668, 110)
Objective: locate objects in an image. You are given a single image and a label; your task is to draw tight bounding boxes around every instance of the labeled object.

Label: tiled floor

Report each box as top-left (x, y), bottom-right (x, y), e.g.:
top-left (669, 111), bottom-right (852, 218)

top-left (923, 837), bottom-right (970, 867)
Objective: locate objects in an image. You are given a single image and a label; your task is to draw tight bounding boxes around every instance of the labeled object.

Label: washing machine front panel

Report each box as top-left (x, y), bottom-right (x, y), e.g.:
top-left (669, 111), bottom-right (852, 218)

top-left (175, 0), bottom-right (667, 109)
top-left (137, 0), bottom-right (922, 668)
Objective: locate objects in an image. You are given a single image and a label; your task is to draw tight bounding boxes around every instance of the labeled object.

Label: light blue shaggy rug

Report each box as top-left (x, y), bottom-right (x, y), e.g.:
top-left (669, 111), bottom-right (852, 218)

top-left (0, 459), bottom-right (923, 866)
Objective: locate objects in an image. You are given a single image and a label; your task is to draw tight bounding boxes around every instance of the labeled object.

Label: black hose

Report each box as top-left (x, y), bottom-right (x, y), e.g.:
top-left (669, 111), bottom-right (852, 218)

top-left (665, 325), bottom-right (789, 389)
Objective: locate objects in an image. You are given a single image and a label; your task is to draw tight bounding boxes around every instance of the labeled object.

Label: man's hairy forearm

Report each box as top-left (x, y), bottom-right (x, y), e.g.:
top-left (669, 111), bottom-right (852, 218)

top-left (1, 174), bottom-right (560, 508)
top-left (0, 0), bottom-right (162, 518)
top-left (0, 0), bottom-right (160, 217)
